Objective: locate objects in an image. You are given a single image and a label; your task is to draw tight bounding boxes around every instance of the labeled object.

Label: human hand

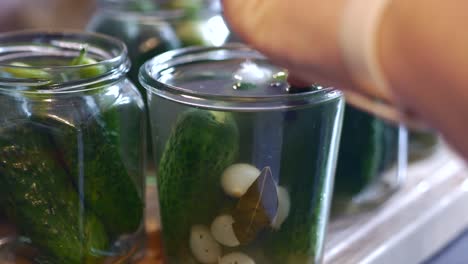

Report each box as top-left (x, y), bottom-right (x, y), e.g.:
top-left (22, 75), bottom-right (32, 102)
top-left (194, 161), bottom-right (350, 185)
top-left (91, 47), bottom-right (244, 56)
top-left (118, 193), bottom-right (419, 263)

top-left (222, 0), bottom-right (355, 90)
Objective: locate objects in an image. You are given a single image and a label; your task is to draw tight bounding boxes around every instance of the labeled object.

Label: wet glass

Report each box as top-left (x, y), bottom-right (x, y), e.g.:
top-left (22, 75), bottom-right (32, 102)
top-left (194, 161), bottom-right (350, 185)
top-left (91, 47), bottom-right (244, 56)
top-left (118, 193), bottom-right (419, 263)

top-left (140, 45), bottom-right (345, 264)
top-left (0, 31), bottom-right (146, 263)
top-left (331, 105), bottom-right (408, 216)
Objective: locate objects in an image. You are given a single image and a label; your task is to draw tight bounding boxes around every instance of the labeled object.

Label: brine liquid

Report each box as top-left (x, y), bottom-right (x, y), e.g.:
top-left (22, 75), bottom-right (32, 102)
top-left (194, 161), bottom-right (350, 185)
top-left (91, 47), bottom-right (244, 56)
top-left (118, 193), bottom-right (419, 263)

top-left (150, 92), bottom-right (344, 264)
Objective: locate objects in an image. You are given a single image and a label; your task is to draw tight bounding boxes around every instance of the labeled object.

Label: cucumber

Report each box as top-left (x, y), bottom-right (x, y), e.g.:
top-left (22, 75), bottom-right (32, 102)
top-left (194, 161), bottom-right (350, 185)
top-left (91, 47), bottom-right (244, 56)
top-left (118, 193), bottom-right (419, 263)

top-left (265, 98), bottom-right (343, 263)
top-left (70, 48), bottom-right (107, 79)
top-left (157, 109), bottom-right (239, 258)
top-left (333, 105), bottom-right (385, 197)
top-left (40, 101), bottom-right (144, 239)
top-left (0, 122), bottom-right (108, 264)
top-left (175, 20), bottom-right (212, 47)
top-left (3, 62), bottom-right (51, 80)
top-left (84, 108), bottom-right (144, 237)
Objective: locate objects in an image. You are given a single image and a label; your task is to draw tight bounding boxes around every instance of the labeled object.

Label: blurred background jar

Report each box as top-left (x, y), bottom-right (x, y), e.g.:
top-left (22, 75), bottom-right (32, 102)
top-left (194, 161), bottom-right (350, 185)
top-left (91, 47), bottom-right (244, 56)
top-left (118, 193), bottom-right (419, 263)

top-left (86, 0), bottom-right (233, 164)
top-left (331, 105), bottom-right (408, 216)
top-left (87, 0), bottom-right (232, 97)
top-left (0, 31), bottom-right (146, 263)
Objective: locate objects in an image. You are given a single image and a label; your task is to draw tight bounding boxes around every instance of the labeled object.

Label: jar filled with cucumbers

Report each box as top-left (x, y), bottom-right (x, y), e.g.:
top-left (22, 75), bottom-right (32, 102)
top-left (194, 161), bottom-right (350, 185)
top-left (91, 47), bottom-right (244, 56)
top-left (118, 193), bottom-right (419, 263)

top-left (331, 105), bottom-right (408, 216)
top-left (140, 45), bottom-right (345, 264)
top-left (87, 0), bottom-right (232, 100)
top-left (0, 31), bottom-right (146, 263)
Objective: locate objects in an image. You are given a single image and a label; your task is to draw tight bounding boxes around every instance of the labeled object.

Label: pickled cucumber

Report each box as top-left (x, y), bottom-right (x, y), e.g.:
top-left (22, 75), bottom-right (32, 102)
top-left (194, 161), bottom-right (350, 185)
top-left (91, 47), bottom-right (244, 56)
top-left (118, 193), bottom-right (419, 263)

top-left (38, 104), bottom-right (144, 239)
top-left (157, 109), bottom-right (239, 257)
top-left (0, 122), bottom-right (108, 264)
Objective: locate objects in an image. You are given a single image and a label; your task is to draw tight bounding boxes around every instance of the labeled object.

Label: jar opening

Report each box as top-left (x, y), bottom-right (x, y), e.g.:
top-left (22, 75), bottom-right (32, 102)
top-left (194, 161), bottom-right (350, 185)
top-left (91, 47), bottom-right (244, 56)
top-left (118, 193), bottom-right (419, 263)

top-left (0, 30), bottom-right (130, 94)
top-left (139, 45), bottom-right (343, 111)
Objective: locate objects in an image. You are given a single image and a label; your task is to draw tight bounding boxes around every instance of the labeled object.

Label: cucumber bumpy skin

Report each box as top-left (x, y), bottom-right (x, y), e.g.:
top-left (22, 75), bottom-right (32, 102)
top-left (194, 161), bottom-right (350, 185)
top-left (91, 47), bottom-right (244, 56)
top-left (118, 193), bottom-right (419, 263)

top-left (38, 102), bottom-right (144, 239)
top-left (157, 109), bottom-right (239, 259)
top-left (0, 123), bottom-right (108, 264)
top-left (0, 49), bottom-right (143, 262)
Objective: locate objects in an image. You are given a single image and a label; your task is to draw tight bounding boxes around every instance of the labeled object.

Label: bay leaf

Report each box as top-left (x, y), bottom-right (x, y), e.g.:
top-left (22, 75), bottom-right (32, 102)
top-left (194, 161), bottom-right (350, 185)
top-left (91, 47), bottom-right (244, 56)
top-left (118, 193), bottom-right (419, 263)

top-left (232, 166), bottom-right (278, 244)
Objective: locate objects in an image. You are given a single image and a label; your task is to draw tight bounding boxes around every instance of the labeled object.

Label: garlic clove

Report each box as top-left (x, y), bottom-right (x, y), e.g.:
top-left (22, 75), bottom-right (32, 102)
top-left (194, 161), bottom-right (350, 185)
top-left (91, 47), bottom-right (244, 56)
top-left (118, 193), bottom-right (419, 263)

top-left (221, 163), bottom-right (260, 198)
top-left (189, 225), bottom-right (222, 263)
top-left (210, 214), bottom-right (240, 247)
top-left (218, 252), bottom-right (256, 264)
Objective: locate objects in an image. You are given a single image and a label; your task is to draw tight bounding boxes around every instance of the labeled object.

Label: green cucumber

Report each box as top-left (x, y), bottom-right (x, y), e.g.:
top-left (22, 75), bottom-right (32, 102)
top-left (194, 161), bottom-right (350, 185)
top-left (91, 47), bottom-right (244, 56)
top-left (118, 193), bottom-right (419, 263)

top-left (157, 109), bottom-right (239, 258)
top-left (70, 48), bottom-right (107, 79)
top-left (3, 62), bottom-right (51, 80)
top-left (0, 122), bottom-right (108, 263)
top-left (175, 20), bottom-right (212, 47)
top-left (333, 105), bottom-right (385, 197)
top-left (39, 102), bottom-right (144, 239)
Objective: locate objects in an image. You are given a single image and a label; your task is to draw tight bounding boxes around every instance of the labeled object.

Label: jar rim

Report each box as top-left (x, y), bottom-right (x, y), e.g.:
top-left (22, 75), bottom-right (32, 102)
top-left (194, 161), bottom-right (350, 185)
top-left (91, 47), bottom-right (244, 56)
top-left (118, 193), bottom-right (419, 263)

top-left (139, 44), bottom-right (343, 111)
top-left (0, 30), bottom-right (130, 94)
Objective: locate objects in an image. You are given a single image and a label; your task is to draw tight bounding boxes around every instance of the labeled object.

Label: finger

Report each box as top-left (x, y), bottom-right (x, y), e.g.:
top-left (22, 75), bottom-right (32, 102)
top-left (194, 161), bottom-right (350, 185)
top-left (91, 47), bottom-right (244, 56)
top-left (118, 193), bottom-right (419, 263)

top-left (222, 0), bottom-right (259, 42)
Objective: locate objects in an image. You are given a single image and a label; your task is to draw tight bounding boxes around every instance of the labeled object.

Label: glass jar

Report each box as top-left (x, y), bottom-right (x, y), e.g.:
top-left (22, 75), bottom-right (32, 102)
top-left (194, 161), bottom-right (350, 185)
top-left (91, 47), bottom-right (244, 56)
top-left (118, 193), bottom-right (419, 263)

top-left (140, 45), bottom-right (345, 264)
top-left (0, 31), bottom-right (146, 263)
top-left (331, 105), bottom-right (408, 216)
top-left (87, 0), bottom-right (232, 98)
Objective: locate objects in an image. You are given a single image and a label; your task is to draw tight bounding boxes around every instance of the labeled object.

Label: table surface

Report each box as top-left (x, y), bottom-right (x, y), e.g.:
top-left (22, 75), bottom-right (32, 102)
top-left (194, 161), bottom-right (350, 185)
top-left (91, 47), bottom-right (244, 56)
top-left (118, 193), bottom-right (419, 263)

top-left (424, 228), bottom-right (468, 264)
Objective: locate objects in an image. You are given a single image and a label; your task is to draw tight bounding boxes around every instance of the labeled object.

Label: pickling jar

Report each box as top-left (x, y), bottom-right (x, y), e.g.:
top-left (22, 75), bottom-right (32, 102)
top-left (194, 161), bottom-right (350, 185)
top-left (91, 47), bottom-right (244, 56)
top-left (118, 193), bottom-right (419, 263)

top-left (0, 31), bottom-right (146, 263)
top-left (87, 0), bottom-right (232, 99)
top-left (140, 45), bottom-right (345, 264)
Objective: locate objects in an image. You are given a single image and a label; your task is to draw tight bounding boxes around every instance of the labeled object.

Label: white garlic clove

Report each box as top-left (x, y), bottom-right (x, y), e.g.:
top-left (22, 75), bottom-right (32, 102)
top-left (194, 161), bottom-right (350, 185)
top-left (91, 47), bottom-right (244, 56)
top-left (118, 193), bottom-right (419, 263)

top-left (189, 225), bottom-right (222, 263)
top-left (218, 252), bottom-right (256, 264)
top-left (272, 186), bottom-right (291, 230)
top-left (210, 214), bottom-right (240, 247)
top-left (221, 163), bottom-right (260, 198)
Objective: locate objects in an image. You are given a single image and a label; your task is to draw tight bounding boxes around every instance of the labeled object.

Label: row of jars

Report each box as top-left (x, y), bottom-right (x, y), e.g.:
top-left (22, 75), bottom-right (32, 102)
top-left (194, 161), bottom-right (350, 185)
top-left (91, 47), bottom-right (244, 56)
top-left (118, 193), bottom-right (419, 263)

top-left (0, 0), bottom-right (439, 263)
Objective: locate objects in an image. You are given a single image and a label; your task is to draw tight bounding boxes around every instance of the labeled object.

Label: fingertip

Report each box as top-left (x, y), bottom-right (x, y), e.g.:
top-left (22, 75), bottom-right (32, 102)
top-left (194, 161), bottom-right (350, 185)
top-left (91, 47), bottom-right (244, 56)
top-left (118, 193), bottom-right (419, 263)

top-left (287, 74), bottom-right (311, 88)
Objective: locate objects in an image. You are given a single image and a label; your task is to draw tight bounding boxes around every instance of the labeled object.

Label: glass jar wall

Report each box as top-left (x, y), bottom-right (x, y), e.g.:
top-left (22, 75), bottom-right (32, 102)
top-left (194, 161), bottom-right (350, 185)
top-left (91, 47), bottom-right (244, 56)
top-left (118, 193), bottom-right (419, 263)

top-left (140, 45), bottom-right (345, 264)
top-left (0, 31), bottom-right (146, 263)
top-left (331, 105), bottom-right (408, 216)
